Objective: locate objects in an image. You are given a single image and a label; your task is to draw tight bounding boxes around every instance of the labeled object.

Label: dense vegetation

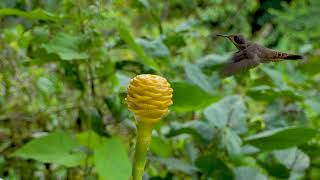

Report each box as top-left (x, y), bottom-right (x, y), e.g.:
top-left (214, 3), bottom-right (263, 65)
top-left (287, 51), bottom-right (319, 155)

top-left (0, 0), bottom-right (320, 179)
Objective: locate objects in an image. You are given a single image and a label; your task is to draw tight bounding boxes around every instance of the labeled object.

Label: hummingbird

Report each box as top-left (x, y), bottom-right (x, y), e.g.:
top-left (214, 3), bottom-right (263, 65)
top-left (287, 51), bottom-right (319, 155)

top-left (217, 34), bottom-right (303, 77)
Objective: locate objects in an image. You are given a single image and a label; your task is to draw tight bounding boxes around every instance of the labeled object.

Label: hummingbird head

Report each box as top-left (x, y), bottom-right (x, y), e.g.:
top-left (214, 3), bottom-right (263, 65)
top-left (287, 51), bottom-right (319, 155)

top-left (217, 34), bottom-right (247, 49)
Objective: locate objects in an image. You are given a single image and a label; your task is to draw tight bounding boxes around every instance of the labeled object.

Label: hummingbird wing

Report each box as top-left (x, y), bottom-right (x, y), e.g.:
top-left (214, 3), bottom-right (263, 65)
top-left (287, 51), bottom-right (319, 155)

top-left (220, 50), bottom-right (260, 77)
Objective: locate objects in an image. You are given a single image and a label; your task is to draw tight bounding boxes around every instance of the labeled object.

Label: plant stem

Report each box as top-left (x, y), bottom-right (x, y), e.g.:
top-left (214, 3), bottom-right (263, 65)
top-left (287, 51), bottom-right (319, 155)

top-left (132, 121), bottom-right (154, 180)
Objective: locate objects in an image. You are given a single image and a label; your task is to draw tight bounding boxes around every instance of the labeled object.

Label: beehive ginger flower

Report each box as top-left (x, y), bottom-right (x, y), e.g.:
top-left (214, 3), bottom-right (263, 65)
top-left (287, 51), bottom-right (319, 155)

top-left (126, 74), bottom-right (173, 124)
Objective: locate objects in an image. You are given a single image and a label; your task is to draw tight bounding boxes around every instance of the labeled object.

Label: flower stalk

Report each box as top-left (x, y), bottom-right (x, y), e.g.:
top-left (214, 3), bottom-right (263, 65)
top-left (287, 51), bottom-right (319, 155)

top-left (126, 74), bottom-right (173, 180)
top-left (132, 121), bottom-right (154, 179)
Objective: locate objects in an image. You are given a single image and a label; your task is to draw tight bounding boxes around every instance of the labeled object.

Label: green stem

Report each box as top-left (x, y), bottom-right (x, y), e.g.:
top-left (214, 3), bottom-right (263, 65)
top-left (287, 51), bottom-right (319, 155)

top-left (132, 122), bottom-right (154, 180)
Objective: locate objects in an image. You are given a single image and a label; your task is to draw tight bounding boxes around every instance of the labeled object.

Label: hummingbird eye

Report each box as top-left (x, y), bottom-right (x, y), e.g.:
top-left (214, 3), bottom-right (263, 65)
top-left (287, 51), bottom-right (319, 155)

top-left (234, 36), bottom-right (244, 44)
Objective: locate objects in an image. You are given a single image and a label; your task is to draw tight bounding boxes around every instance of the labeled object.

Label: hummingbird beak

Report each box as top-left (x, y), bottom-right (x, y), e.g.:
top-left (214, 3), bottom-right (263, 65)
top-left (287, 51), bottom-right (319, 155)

top-left (216, 34), bottom-right (232, 40)
top-left (216, 34), bottom-right (229, 37)
top-left (216, 34), bottom-right (233, 42)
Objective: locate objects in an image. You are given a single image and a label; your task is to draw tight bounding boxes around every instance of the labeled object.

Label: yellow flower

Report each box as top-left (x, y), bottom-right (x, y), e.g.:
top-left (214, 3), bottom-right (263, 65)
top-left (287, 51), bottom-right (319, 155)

top-left (126, 74), bottom-right (173, 124)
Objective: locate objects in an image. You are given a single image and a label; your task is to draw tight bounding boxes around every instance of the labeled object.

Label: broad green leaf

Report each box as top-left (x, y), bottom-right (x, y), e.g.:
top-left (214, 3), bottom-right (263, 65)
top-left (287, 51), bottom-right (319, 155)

top-left (171, 81), bottom-right (219, 112)
top-left (245, 127), bottom-right (318, 150)
top-left (136, 38), bottom-right (170, 58)
top-left (195, 153), bottom-right (234, 179)
top-left (185, 64), bottom-right (212, 93)
top-left (263, 101), bottom-right (308, 129)
top-left (185, 140), bottom-right (199, 163)
top-left (150, 136), bottom-right (172, 158)
top-left (115, 72), bottom-right (131, 92)
top-left (221, 128), bottom-right (242, 158)
top-left (197, 53), bottom-right (231, 69)
top-left (116, 22), bottom-right (159, 71)
top-left (234, 166), bottom-right (268, 180)
top-left (259, 158), bottom-right (289, 179)
top-left (77, 131), bottom-right (103, 150)
top-left (94, 138), bottom-right (131, 180)
top-left (36, 77), bottom-right (55, 94)
top-left (204, 95), bottom-right (247, 134)
top-left (12, 131), bottom-right (85, 167)
top-left (42, 32), bottom-right (89, 60)
top-left (167, 121), bottom-right (214, 142)
top-left (241, 145), bottom-right (260, 155)
top-left (248, 85), bottom-right (303, 101)
top-left (152, 157), bottom-right (198, 175)
top-left (305, 98), bottom-right (320, 115)
top-left (274, 147), bottom-right (310, 171)
top-left (0, 8), bottom-right (60, 21)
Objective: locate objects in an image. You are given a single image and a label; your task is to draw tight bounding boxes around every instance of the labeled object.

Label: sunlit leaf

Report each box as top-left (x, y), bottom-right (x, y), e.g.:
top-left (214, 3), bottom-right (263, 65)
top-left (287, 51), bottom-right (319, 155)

top-left (0, 8), bottom-right (61, 21)
top-left (94, 138), bottom-right (131, 180)
top-left (245, 127), bottom-right (318, 150)
top-left (77, 131), bottom-right (103, 150)
top-left (12, 131), bottom-right (85, 167)
top-left (171, 81), bottom-right (219, 112)
top-left (150, 136), bottom-right (172, 158)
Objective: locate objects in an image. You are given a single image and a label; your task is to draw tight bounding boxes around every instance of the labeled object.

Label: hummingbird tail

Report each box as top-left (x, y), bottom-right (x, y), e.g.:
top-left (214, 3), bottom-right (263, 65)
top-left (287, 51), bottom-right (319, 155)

top-left (283, 54), bottom-right (304, 60)
top-left (271, 51), bottom-right (304, 60)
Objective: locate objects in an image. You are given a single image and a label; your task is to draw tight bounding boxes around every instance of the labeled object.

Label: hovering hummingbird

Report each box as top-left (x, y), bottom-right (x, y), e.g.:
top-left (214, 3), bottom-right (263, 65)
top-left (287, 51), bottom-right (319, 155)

top-left (217, 34), bottom-right (303, 77)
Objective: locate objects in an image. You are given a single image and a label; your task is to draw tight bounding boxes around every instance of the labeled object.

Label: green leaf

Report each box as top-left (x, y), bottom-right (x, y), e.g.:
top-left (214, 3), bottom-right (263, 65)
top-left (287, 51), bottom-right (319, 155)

top-left (150, 136), bottom-right (172, 158)
top-left (137, 0), bottom-right (151, 9)
top-left (12, 131), bottom-right (85, 167)
top-left (152, 157), bottom-right (198, 175)
top-left (76, 130), bottom-right (103, 150)
top-left (261, 67), bottom-right (287, 88)
top-left (245, 127), bottom-right (318, 150)
top-left (36, 77), bottom-right (55, 94)
top-left (94, 138), bottom-right (131, 180)
top-left (88, 108), bottom-right (108, 137)
top-left (116, 22), bottom-right (159, 71)
top-left (305, 98), bottom-right (320, 115)
top-left (234, 166), bottom-right (268, 180)
top-left (42, 32), bottom-right (89, 60)
top-left (263, 101), bottom-right (307, 129)
top-left (274, 147), bottom-right (310, 172)
top-left (185, 64), bottom-right (212, 93)
top-left (247, 85), bottom-right (303, 101)
top-left (0, 8), bottom-right (60, 21)
top-left (195, 153), bottom-right (234, 179)
top-left (171, 81), bottom-right (218, 112)
top-left (163, 32), bottom-right (186, 49)
top-left (167, 121), bottom-right (214, 142)
top-left (221, 128), bottom-right (242, 158)
top-left (204, 95), bottom-right (247, 134)
top-left (197, 53), bottom-right (231, 69)
top-left (136, 38), bottom-right (170, 58)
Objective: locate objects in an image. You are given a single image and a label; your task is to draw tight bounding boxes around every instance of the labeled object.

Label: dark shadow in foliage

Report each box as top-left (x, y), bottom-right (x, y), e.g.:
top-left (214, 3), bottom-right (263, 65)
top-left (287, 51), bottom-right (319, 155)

top-left (195, 153), bottom-right (234, 179)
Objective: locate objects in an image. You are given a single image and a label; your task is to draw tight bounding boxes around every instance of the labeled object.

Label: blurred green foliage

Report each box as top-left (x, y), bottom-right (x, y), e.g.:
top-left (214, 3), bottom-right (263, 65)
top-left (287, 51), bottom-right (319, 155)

top-left (0, 0), bottom-right (320, 179)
